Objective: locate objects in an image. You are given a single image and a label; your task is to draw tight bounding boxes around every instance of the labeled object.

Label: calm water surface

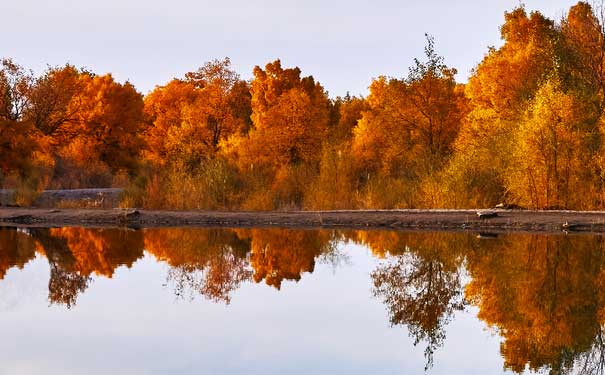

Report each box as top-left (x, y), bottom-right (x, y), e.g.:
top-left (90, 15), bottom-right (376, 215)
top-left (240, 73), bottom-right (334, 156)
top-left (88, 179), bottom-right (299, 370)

top-left (0, 227), bottom-right (602, 374)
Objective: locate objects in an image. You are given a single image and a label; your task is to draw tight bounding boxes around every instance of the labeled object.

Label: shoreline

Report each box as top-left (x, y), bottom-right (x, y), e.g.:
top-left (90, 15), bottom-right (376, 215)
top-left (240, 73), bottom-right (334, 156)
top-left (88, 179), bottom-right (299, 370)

top-left (1, 208), bottom-right (605, 234)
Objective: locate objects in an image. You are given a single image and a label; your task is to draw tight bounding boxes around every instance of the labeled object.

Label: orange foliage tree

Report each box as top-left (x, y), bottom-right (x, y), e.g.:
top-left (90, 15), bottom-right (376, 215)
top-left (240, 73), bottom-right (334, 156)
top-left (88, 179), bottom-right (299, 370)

top-left (236, 60), bottom-right (329, 167)
top-left (144, 58), bottom-right (250, 171)
top-left (229, 59), bottom-right (330, 209)
top-left (65, 74), bottom-right (144, 174)
top-left (0, 59), bottom-right (38, 178)
top-left (353, 36), bottom-right (466, 176)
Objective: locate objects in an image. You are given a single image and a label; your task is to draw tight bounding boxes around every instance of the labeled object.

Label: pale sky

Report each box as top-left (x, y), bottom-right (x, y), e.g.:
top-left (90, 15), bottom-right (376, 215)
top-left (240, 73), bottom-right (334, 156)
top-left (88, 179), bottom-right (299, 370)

top-left (1, 0), bottom-right (580, 97)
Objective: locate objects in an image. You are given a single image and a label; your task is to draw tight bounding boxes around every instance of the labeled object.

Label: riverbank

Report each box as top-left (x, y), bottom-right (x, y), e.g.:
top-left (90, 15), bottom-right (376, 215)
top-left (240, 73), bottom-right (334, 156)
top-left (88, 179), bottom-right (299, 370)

top-left (1, 208), bottom-right (605, 233)
top-left (0, 188), bottom-right (121, 208)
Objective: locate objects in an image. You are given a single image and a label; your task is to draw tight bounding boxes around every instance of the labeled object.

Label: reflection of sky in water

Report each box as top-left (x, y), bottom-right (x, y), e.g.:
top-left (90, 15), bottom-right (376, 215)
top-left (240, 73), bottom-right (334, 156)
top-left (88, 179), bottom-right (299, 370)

top-left (0, 255), bottom-right (48, 311)
top-left (0, 240), bottom-right (508, 375)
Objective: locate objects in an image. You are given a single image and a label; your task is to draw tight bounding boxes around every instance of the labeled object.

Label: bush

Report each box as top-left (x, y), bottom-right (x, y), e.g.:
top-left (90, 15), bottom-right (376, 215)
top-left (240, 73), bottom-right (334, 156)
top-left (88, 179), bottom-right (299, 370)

top-left (126, 158), bottom-right (243, 210)
top-left (304, 145), bottom-right (357, 210)
top-left (14, 173), bottom-right (43, 206)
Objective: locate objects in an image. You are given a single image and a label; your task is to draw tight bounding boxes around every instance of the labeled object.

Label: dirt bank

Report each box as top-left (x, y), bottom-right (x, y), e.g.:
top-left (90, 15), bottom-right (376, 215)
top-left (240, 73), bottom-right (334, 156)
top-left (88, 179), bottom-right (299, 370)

top-left (1, 208), bottom-right (605, 234)
top-left (0, 188), bottom-right (122, 208)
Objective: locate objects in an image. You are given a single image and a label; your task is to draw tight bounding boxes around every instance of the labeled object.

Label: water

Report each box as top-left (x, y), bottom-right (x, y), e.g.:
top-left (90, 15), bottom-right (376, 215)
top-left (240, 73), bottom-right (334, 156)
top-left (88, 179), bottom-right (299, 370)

top-left (0, 227), bottom-right (602, 375)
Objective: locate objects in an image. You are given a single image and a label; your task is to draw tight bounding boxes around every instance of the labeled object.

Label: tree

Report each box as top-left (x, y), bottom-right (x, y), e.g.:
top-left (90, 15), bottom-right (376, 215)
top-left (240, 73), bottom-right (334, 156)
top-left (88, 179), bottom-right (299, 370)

top-left (507, 78), bottom-right (598, 209)
top-left (27, 64), bottom-right (84, 141)
top-left (0, 58), bottom-right (33, 122)
top-left (183, 58), bottom-right (250, 154)
top-left (0, 59), bottom-right (37, 176)
top-left (405, 36), bottom-right (468, 161)
top-left (58, 73), bottom-right (145, 178)
top-left (143, 79), bottom-right (198, 167)
top-left (144, 58), bottom-right (250, 171)
top-left (561, 2), bottom-right (605, 100)
top-left (237, 59), bottom-right (330, 169)
top-left (446, 7), bottom-right (562, 207)
top-left (465, 7), bottom-right (559, 119)
top-left (353, 36), bottom-right (466, 177)
top-left (329, 93), bottom-right (368, 144)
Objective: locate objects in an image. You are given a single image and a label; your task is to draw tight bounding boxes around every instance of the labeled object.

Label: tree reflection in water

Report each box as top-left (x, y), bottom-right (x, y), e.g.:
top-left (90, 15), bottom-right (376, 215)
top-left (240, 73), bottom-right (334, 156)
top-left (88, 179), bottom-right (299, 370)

top-left (144, 228), bottom-right (252, 304)
top-left (242, 228), bottom-right (336, 289)
top-left (465, 235), bottom-right (605, 375)
top-left (354, 231), bottom-right (468, 368)
top-left (3, 227), bottom-right (605, 373)
top-left (0, 228), bottom-right (37, 280)
top-left (372, 253), bottom-right (465, 369)
top-left (32, 227), bottom-right (144, 308)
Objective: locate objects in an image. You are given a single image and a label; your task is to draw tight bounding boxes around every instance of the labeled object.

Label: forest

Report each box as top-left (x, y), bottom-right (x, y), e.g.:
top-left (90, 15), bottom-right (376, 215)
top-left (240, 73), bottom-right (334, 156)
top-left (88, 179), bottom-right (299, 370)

top-left (3, 2), bottom-right (605, 210)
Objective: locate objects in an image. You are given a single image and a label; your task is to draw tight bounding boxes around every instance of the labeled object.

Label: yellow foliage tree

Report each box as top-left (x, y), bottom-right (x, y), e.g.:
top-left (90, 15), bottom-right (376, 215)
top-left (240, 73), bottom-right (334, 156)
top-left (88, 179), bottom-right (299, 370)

top-left (507, 78), bottom-right (598, 209)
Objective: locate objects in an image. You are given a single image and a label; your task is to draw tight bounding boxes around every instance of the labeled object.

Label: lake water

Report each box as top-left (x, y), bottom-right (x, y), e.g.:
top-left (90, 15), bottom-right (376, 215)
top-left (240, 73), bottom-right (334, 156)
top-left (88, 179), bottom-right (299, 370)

top-left (0, 227), bottom-right (602, 375)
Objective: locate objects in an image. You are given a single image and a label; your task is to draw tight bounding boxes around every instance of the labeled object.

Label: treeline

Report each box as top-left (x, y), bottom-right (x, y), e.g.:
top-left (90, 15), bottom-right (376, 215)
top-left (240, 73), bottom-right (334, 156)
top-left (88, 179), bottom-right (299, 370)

top-left (4, 2), bottom-right (605, 209)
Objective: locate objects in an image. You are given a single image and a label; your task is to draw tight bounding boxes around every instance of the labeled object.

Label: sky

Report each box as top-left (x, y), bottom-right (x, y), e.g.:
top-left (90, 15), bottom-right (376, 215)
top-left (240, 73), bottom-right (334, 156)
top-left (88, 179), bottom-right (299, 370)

top-left (0, 0), bottom-right (581, 97)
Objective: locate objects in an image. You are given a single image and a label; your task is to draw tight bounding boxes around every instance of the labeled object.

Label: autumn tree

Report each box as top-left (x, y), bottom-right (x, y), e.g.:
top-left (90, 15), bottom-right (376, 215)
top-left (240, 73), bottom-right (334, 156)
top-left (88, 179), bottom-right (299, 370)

top-left (507, 78), bottom-right (599, 209)
top-left (304, 142), bottom-right (358, 209)
top-left (466, 7), bottom-right (559, 118)
top-left (143, 79), bottom-right (203, 168)
top-left (561, 2), bottom-right (605, 207)
top-left (329, 93), bottom-right (368, 144)
top-left (353, 36), bottom-right (466, 177)
top-left (228, 59), bottom-right (330, 209)
top-left (350, 36), bottom-right (466, 208)
top-left (236, 60), bottom-right (329, 168)
top-left (68, 73), bottom-right (144, 174)
top-left (24, 65), bottom-right (85, 188)
top-left (0, 59), bottom-right (37, 177)
top-left (144, 58), bottom-right (250, 171)
top-left (23, 71), bottom-right (147, 188)
top-left (27, 64), bottom-right (83, 140)
top-left (561, 2), bottom-right (605, 100)
top-left (450, 3), bottom-right (605, 209)
top-left (299, 93), bottom-right (368, 209)
top-left (445, 7), bottom-right (562, 207)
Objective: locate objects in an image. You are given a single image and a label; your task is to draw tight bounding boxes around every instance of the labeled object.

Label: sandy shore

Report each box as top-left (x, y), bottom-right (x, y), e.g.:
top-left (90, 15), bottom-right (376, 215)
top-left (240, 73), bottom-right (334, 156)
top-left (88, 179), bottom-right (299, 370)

top-left (1, 208), bottom-right (605, 234)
